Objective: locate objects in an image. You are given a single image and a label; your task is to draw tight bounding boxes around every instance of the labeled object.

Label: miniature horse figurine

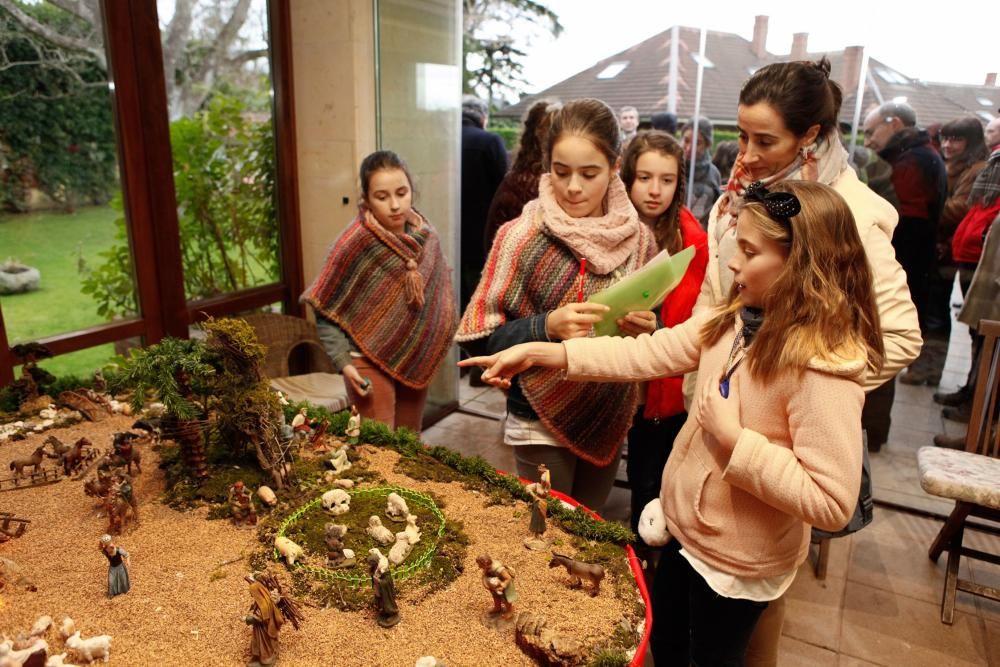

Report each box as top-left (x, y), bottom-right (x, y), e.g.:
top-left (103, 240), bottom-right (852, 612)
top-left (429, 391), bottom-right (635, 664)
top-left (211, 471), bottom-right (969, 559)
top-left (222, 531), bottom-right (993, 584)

top-left (61, 438), bottom-right (92, 476)
top-left (111, 432), bottom-right (142, 475)
top-left (548, 552), bottom-right (605, 597)
top-left (9, 446), bottom-right (46, 479)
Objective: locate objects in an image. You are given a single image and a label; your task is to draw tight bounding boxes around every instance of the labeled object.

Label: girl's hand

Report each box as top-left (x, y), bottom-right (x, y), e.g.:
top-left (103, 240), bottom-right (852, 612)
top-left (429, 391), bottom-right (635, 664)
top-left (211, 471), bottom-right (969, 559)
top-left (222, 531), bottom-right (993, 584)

top-left (617, 310), bottom-right (657, 337)
top-left (458, 343), bottom-right (567, 389)
top-left (343, 364), bottom-right (371, 396)
top-left (696, 372), bottom-right (743, 451)
top-left (545, 302), bottom-right (609, 340)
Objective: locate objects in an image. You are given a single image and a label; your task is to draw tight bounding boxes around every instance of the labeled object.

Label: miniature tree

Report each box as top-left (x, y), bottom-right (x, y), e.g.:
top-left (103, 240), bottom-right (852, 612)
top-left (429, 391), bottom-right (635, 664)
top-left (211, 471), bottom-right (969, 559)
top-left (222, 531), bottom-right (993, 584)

top-left (10, 342), bottom-right (54, 404)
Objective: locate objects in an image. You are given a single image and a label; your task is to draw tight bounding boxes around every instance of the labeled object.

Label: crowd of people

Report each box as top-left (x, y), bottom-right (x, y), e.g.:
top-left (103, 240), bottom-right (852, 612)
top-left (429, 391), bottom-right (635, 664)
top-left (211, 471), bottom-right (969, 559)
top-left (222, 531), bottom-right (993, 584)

top-left (300, 56), bottom-right (1000, 666)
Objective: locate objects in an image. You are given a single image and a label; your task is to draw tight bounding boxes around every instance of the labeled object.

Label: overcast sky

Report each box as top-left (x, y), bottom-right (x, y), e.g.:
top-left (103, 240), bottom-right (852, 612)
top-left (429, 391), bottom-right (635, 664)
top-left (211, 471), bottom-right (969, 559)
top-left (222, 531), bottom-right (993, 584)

top-left (517, 1), bottom-right (998, 95)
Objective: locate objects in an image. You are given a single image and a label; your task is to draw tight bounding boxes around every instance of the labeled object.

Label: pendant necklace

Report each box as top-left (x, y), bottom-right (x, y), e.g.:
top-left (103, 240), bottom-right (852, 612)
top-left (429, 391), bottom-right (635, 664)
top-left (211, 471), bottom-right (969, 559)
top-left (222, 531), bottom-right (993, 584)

top-left (719, 329), bottom-right (747, 398)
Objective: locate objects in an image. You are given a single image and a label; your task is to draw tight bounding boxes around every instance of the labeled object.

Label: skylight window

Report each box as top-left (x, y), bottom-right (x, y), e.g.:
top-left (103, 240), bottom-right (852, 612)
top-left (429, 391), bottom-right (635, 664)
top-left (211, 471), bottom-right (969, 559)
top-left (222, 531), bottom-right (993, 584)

top-left (877, 67), bottom-right (908, 85)
top-left (978, 97), bottom-right (994, 107)
top-left (596, 62), bottom-right (629, 79)
top-left (691, 53), bottom-right (715, 68)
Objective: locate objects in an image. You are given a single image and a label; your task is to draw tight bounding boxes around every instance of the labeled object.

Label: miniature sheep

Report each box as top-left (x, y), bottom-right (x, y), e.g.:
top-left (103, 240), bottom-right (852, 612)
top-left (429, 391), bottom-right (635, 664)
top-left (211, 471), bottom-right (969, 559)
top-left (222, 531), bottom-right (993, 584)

top-left (321, 489), bottom-right (351, 516)
top-left (30, 615), bottom-right (52, 638)
top-left (46, 653), bottom-right (81, 667)
top-left (365, 516), bottom-right (395, 546)
top-left (404, 514), bottom-right (421, 544)
top-left (388, 532), bottom-right (414, 566)
top-left (58, 618), bottom-right (75, 642)
top-left (65, 632), bottom-right (111, 663)
top-left (256, 486), bottom-right (277, 507)
top-left (0, 638), bottom-right (47, 667)
top-left (386, 492), bottom-right (409, 520)
top-left (367, 548), bottom-right (389, 573)
top-left (274, 536), bottom-right (305, 566)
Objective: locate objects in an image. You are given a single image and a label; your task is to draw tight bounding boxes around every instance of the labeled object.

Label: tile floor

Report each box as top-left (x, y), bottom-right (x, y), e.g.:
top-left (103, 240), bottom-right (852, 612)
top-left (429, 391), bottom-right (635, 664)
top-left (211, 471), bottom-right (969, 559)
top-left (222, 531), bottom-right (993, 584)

top-left (425, 286), bottom-right (999, 665)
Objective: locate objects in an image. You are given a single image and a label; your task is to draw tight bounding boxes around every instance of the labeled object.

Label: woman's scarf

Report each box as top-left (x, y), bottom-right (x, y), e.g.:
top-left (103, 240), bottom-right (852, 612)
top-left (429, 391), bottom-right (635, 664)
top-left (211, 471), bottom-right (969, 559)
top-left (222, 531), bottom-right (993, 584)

top-left (302, 209), bottom-right (457, 389)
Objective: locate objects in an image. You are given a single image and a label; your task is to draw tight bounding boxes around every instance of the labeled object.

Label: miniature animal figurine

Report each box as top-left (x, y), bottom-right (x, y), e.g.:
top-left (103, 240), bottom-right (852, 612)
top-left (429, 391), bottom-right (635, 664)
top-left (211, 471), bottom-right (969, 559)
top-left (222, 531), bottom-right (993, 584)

top-left (83, 469), bottom-right (113, 500)
top-left (60, 438), bottom-right (92, 476)
top-left (46, 652), bottom-right (81, 667)
top-left (274, 536), bottom-right (304, 566)
top-left (368, 547), bottom-right (389, 573)
top-left (103, 489), bottom-right (136, 535)
top-left (228, 481), bottom-right (258, 527)
top-left (385, 492), bottom-right (409, 521)
top-left (366, 516), bottom-right (395, 546)
top-left (548, 552), bottom-right (605, 597)
top-left (321, 489), bottom-right (351, 515)
top-left (0, 556), bottom-right (37, 592)
top-left (130, 419), bottom-right (160, 444)
top-left (404, 514), bottom-right (421, 544)
top-left (324, 523), bottom-right (353, 567)
top-left (100, 534), bottom-right (131, 597)
top-left (256, 485), bottom-right (277, 507)
top-left (64, 632), bottom-right (111, 663)
top-left (9, 445), bottom-right (46, 478)
top-left (367, 550), bottom-right (399, 628)
top-left (388, 532), bottom-right (414, 566)
top-left (43, 435), bottom-right (69, 458)
top-left (29, 615), bottom-right (52, 638)
top-left (415, 658), bottom-right (444, 667)
top-left (110, 432), bottom-right (142, 475)
top-left (476, 554), bottom-right (517, 619)
top-left (326, 445), bottom-right (351, 474)
top-left (0, 638), bottom-right (48, 666)
top-left (58, 618), bottom-right (76, 642)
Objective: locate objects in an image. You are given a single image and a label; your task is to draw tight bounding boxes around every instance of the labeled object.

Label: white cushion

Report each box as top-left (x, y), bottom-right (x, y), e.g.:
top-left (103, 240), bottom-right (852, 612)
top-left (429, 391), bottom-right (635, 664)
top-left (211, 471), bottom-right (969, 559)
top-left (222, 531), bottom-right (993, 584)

top-left (917, 446), bottom-right (1000, 510)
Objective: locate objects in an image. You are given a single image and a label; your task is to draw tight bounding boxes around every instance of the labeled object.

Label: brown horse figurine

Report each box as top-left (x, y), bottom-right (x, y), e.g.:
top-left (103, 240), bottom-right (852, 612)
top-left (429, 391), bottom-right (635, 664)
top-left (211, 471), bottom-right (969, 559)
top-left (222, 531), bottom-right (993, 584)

top-left (61, 437), bottom-right (92, 476)
top-left (103, 492), bottom-right (136, 535)
top-left (548, 552), bottom-right (605, 597)
top-left (9, 446), bottom-right (46, 479)
top-left (111, 432), bottom-right (142, 475)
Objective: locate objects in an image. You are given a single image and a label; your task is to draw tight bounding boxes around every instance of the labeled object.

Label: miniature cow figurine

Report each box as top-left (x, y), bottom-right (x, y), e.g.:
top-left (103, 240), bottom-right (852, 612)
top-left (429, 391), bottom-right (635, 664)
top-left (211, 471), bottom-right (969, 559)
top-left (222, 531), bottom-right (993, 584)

top-left (548, 552), bottom-right (605, 597)
top-left (388, 532), bottom-right (414, 566)
top-left (274, 536), bottom-right (305, 566)
top-left (366, 516), bottom-right (395, 546)
top-left (64, 631), bottom-right (111, 663)
top-left (385, 492), bottom-right (409, 521)
top-left (321, 489), bottom-right (351, 515)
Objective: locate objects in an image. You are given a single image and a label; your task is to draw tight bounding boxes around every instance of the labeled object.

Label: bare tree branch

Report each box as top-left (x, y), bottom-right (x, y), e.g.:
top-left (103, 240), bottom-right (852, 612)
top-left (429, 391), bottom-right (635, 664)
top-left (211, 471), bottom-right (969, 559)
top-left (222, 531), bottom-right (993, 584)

top-left (0, 0), bottom-right (105, 69)
top-left (227, 47), bottom-right (268, 66)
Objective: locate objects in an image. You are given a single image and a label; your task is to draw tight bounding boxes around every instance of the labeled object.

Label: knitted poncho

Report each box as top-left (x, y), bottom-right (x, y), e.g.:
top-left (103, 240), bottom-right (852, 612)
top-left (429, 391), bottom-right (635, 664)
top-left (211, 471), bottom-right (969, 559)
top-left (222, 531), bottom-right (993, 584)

top-left (302, 209), bottom-right (457, 389)
top-left (457, 174), bottom-right (657, 465)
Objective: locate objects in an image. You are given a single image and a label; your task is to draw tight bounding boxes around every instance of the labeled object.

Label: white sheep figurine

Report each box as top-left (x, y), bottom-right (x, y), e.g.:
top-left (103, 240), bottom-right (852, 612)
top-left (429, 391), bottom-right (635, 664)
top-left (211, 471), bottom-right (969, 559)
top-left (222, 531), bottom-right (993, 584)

top-left (386, 492), bottom-right (409, 521)
top-left (321, 489), bottom-right (351, 515)
top-left (58, 618), bottom-right (76, 642)
top-left (404, 514), bottom-right (421, 544)
top-left (46, 653), bottom-right (81, 667)
top-left (0, 638), bottom-right (48, 667)
top-left (365, 515), bottom-right (395, 546)
top-left (30, 615), bottom-right (52, 638)
top-left (256, 486), bottom-right (277, 507)
top-left (274, 536), bottom-right (305, 566)
top-left (65, 632), bottom-right (111, 663)
top-left (388, 531), bottom-right (414, 566)
top-left (368, 548), bottom-right (389, 573)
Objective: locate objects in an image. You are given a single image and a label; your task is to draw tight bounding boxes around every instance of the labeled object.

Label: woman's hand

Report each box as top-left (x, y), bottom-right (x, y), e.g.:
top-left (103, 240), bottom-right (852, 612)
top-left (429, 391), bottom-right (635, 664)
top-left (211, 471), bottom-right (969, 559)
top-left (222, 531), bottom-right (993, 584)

top-left (696, 371), bottom-right (743, 451)
top-left (458, 342), bottom-right (567, 389)
top-left (617, 310), bottom-right (657, 337)
top-left (343, 364), bottom-right (371, 396)
top-left (545, 302), bottom-right (609, 340)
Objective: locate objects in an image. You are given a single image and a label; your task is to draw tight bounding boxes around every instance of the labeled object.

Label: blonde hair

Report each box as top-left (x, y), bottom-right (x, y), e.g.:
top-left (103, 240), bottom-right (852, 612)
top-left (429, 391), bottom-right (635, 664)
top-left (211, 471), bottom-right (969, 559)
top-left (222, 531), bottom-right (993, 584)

top-left (701, 181), bottom-right (884, 382)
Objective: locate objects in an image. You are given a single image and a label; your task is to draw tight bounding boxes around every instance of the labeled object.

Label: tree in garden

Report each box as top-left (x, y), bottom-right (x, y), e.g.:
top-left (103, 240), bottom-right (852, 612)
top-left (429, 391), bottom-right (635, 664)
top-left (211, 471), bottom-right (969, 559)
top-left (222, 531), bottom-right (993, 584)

top-left (463, 0), bottom-right (561, 106)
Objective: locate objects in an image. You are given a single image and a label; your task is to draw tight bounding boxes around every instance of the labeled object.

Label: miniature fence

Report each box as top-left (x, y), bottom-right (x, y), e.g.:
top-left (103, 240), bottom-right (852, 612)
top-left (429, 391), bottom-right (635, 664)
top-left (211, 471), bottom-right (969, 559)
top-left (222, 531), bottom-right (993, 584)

top-left (0, 466), bottom-right (63, 492)
top-left (275, 485), bottom-right (446, 588)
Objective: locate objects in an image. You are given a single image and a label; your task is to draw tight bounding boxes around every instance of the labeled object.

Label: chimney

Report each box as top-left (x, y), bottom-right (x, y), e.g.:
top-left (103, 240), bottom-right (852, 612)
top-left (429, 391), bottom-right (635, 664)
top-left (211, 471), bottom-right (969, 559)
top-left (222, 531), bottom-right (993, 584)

top-left (791, 33), bottom-right (808, 61)
top-left (987, 72), bottom-right (998, 86)
top-left (752, 15), bottom-right (768, 58)
top-left (840, 45), bottom-right (864, 94)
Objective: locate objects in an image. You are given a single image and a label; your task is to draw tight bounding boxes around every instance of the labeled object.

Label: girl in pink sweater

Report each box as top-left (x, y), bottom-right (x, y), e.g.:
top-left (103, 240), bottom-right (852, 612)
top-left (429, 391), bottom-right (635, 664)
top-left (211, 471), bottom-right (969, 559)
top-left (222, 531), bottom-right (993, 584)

top-left (460, 180), bottom-right (884, 665)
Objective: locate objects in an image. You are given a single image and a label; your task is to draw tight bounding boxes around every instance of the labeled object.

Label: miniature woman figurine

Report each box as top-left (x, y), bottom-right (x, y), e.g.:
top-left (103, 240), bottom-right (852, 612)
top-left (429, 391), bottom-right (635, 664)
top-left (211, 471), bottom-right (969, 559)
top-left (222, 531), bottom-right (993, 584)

top-left (229, 481), bottom-right (258, 527)
top-left (367, 550), bottom-right (400, 627)
top-left (476, 554), bottom-right (517, 619)
top-left (290, 408), bottom-right (312, 444)
top-left (244, 574), bottom-right (285, 666)
top-left (346, 405), bottom-right (361, 445)
top-left (99, 534), bottom-right (130, 598)
top-left (524, 464), bottom-right (550, 550)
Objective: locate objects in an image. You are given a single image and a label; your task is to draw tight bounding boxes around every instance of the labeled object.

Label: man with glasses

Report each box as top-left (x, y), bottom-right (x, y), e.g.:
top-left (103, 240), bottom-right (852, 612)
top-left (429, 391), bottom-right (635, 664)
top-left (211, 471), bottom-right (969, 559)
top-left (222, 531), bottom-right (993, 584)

top-left (863, 102), bottom-right (947, 383)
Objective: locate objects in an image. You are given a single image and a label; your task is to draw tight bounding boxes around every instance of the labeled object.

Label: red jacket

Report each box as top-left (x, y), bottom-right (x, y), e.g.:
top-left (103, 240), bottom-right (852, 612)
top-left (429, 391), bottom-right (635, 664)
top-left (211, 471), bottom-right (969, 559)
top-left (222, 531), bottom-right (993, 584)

top-left (644, 207), bottom-right (709, 419)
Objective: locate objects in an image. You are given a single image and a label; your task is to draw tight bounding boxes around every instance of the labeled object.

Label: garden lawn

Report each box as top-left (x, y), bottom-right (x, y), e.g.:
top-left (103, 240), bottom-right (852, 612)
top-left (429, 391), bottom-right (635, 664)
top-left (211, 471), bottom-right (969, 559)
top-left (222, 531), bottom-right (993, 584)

top-left (0, 206), bottom-right (119, 378)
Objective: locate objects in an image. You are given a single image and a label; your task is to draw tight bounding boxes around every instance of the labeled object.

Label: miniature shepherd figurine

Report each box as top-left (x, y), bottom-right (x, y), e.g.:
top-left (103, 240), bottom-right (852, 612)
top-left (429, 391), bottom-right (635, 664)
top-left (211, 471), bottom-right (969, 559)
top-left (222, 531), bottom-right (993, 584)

top-left (229, 481), bottom-right (259, 527)
top-left (524, 464), bottom-right (551, 550)
top-left (367, 550), bottom-right (400, 628)
top-left (476, 554), bottom-right (517, 619)
top-left (99, 534), bottom-right (130, 598)
top-left (346, 405), bottom-right (362, 445)
top-left (244, 575), bottom-right (285, 666)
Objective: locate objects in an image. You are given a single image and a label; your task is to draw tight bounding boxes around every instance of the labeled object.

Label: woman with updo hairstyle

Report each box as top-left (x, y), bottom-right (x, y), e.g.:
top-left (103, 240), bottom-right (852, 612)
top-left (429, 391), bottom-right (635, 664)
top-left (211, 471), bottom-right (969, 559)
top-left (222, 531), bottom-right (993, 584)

top-left (457, 98), bottom-right (658, 512)
top-left (694, 58), bottom-right (921, 666)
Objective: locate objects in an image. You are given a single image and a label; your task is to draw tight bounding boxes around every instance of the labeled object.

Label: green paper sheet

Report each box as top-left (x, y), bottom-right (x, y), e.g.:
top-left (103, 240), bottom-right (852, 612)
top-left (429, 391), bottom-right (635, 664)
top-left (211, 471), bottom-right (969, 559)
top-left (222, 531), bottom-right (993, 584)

top-left (588, 246), bottom-right (696, 337)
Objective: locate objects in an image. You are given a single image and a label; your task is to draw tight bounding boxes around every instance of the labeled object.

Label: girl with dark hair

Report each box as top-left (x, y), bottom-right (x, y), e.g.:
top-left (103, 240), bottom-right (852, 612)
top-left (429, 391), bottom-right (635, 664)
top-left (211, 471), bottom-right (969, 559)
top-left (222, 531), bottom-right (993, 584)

top-left (462, 180), bottom-right (884, 666)
top-left (620, 131), bottom-right (708, 547)
top-left (457, 98), bottom-right (657, 512)
top-left (302, 150), bottom-right (457, 435)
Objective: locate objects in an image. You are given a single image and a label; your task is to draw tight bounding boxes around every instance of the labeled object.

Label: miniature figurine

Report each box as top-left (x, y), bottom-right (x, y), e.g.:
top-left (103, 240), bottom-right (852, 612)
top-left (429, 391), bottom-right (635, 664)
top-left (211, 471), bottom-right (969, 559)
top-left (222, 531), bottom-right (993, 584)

top-left (310, 419), bottom-right (331, 452)
top-left (366, 515), bottom-right (395, 546)
top-left (9, 445), bottom-right (46, 480)
top-left (476, 554), bottom-right (517, 619)
top-left (524, 464), bottom-right (550, 550)
top-left (367, 549), bottom-right (399, 628)
top-left (291, 408), bottom-right (313, 444)
top-left (65, 631), bottom-right (112, 663)
top-left (60, 437), bottom-right (92, 476)
top-left (403, 514), bottom-right (421, 544)
top-left (103, 482), bottom-right (137, 535)
top-left (346, 405), bottom-right (362, 445)
top-left (111, 432), bottom-right (142, 475)
top-left (548, 552), bottom-right (605, 597)
top-left (385, 492), bottom-right (409, 522)
top-left (321, 488), bottom-right (351, 515)
top-left (99, 534), bottom-right (130, 598)
top-left (229, 481), bottom-right (259, 527)
top-left (93, 368), bottom-right (107, 393)
top-left (324, 523), bottom-right (355, 568)
top-left (244, 575), bottom-right (285, 666)
top-left (326, 445), bottom-right (351, 474)
top-left (112, 472), bottom-right (139, 523)
top-left (274, 536), bottom-right (305, 566)
top-left (257, 485), bottom-right (278, 507)
top-left (388, 532), bottom-right (415, 566)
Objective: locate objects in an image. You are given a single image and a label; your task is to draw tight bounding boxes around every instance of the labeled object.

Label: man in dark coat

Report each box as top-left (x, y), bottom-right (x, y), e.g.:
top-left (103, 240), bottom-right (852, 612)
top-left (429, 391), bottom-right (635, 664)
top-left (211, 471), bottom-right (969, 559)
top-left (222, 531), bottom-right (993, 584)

top-left (460, 95), bottom-right (508, 311)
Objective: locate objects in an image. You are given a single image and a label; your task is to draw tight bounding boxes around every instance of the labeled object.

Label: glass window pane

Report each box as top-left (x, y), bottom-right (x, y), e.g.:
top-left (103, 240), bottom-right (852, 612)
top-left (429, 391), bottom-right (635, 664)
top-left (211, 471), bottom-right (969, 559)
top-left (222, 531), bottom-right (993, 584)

top-left (0, 2), bottom-right (140, 347)
top-left (157, 0), bottom-right (281, 304)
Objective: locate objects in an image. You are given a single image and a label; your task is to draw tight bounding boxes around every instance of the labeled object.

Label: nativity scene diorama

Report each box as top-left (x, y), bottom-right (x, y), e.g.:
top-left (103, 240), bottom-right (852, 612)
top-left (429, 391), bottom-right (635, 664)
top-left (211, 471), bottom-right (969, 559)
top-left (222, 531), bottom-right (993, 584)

top-left (0, 318), bottom-right (647, 666)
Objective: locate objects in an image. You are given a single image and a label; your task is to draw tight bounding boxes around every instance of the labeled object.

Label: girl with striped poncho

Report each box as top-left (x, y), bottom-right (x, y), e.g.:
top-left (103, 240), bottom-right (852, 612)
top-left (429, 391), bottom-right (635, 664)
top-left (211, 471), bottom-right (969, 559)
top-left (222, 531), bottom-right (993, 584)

top-left (302, 151), bottom-right (457, 435)
top-left (456, 99), bottom-right (658, 513)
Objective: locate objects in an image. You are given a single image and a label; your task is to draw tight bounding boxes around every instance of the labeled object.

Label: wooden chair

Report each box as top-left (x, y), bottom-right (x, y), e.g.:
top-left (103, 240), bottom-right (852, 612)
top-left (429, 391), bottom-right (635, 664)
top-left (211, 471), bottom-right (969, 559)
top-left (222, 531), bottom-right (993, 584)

top-left (242, 313), bottom-right (350, 413)
top-left (917, 319), bottom-right (1000, 623)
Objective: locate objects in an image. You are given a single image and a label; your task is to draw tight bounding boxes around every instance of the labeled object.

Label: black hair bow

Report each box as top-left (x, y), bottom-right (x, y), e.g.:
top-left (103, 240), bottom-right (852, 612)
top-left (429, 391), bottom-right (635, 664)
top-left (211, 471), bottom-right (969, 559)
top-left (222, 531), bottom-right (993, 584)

top-left (743, 181), bottom-right (801, 219)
